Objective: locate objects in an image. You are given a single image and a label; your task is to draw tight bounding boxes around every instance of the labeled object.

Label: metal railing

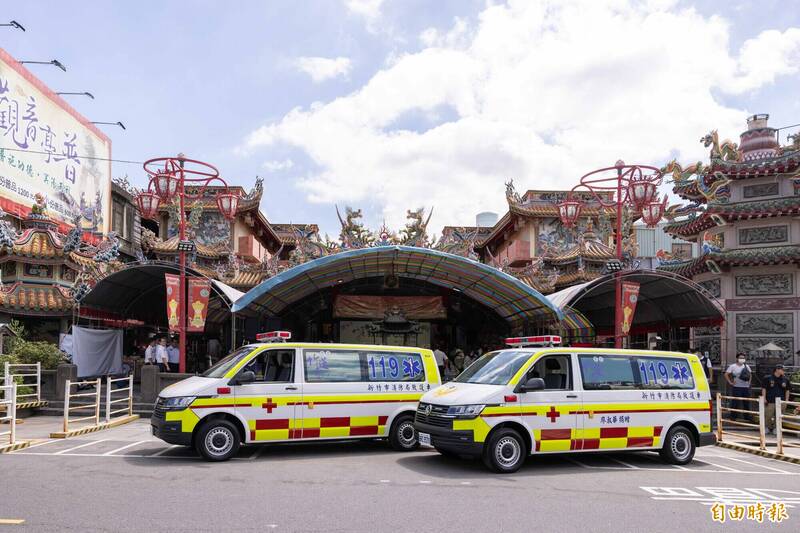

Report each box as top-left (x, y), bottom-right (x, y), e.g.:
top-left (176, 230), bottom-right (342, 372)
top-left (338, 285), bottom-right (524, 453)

top-left (0, 383), bottom-right (17, 445)
top-left (105, 375), bottom-right (133, 423)
top-left (775, 398), bottom-right (800, 455)
top-left (3, 362), bottom-right (41, 402)
top-left (715, 393), bottom-right (765, 450)
top-left (62, 378), bottom-right (102, 433)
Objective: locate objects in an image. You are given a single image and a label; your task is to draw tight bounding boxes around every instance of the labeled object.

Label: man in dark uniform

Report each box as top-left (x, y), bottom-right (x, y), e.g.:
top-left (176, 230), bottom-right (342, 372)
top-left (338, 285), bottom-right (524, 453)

top-left (761, 364), bottom-right (791, 435)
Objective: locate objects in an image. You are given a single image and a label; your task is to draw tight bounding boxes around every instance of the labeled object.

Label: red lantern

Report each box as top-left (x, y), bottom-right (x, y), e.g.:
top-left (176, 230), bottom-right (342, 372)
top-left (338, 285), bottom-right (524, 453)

top-left (558, 199), bottom-right (582, 228)
top-left (216, 191), bottom-right (240, 221)
top-left (136, 191), bottom-right (161, 219)
top-left (641, 196), bottom-right (667, 228)
top-left (153, 171), bottom-right (179, 201)
top-left (628, 179), bottom-right (657, 209)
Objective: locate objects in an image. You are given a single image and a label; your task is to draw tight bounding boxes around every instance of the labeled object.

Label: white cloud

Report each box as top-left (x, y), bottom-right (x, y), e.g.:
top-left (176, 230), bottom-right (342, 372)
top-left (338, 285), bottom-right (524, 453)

top-left (262, 159), bottom-right (294, 172)
top-left (344, 0), bottom-right (385, 24)
top-left (294, 56), bottom-right (352, 83)
top-left (244, 0), bottom-right (800, 234)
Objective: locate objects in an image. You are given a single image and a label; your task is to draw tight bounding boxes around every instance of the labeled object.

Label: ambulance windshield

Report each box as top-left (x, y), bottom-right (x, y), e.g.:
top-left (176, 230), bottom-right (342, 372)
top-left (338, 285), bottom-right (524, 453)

top-left (201, 347), bottom-right (254, 378)
top-left (454, 350), bottom-right (530, 385)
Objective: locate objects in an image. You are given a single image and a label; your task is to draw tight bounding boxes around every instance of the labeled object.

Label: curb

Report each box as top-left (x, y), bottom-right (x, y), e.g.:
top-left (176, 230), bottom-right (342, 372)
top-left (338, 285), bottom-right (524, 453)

top-left (717, 441), bottom-right (800, 465)
top-left (0, 440), bottom-right (30, 454)
top-left (49, 414), bottom-right (140, 438)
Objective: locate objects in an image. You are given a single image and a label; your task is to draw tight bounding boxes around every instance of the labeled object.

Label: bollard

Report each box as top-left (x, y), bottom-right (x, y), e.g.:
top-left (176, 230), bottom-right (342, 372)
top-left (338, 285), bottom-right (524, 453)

top-left (757, 395), bottom-right (766, 451)
top-left (715, 393), bottom-right (722, 442)
top-left (775, 397), bottom-right (783, 456)
top-left (63, 379), bottom-right (71, 433)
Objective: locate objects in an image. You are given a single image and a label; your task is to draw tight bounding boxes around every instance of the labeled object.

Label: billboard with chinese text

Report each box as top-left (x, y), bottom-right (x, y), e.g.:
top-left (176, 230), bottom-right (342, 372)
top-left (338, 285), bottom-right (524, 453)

top-left (0, 48), bottom-right (111, 234)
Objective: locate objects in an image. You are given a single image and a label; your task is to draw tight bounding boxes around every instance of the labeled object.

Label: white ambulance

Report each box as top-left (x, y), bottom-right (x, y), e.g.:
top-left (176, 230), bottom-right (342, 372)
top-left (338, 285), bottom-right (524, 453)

top-left (415, 336), bottom-right (715, 473)
top-left (151, 332), bottom-right (440, 461)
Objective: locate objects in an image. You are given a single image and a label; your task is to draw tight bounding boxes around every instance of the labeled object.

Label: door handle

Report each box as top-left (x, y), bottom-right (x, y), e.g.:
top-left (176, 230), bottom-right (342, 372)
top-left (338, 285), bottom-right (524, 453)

top-left (285, 386), bottom-right (298, 391)
top-left (566, 394), bottom-right (578, 398)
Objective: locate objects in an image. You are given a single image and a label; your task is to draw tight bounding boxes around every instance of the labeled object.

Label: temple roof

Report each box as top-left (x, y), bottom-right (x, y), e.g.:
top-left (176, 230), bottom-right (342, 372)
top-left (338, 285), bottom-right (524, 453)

top-left (270, 223), bottom-right (320, 245)
top-left (0, 282), bottom-right (73, 316)
top-left (657, 244), bottom-right (800, 277)
top-left (663, 196), bottom-right (800, 239)
top-left (546, 237), bottom-right (616, 264)
top-left (145, 235), bottom-right (230, 260)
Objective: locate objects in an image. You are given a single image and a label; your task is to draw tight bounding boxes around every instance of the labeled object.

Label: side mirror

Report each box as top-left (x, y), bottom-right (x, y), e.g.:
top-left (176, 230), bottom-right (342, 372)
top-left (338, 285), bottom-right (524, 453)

top-left (518, 377), bottom-right (545, 393)
top-left (231, 370), bottom-right (255, 386)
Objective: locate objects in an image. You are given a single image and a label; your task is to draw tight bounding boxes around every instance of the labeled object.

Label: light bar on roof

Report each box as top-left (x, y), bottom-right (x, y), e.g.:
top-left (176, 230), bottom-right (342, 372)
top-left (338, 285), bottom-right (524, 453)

top-left (505, 335), bottom-right (561, 347)
top-left (256, 331), bottom-right (292, 342)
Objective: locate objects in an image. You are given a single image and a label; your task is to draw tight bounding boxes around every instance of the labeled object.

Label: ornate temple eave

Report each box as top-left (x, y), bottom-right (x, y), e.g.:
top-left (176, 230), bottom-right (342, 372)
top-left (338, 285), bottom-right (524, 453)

top-left (657, 244), bottom-right (800, 277)
top-left (0, 281), bottom-right (74, 316)
top-left (709, 196), bottom-right (800, 219)
top-left (708, 151), bottom-right (800, 177)
top-left (147, 235), bottom-right (229, 259)
top-left (663, 212), bottom-right (715, 240)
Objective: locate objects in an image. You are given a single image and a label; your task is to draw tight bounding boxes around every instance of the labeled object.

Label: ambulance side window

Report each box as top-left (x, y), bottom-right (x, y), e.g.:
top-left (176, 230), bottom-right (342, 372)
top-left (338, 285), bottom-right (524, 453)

top-left (578, 354), bottom-right (637, 390)
top-left (241, 349), bottom-right (295, 382)
top-left (526, 355), bottom-right (572, 390)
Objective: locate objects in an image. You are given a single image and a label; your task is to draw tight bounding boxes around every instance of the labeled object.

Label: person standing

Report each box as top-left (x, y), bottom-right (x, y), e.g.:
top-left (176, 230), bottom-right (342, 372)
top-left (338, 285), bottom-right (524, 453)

top-left (433, 345), bottom-right (447, 380)
top-left (725, 353), bottom-right (752, 420)
top-left (696, 350), bottom-right (713, 384)
top-left (156, 338), bottom-right (170, 373)
top-left (167, 340), bottom-right (180, 373)
top-left (452, 349), bottom-right (466, 374)
top-left (144, 339), bottom-right (156, 365)
top-left (761, 364), bottom-right (790, 435)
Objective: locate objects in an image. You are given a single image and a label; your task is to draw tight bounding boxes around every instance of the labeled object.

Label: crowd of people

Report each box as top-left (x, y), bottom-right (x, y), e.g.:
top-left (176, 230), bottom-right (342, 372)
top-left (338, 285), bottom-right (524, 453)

top-left (432, 345), bottom-right (494, 382)
top-left (142, 337), bottom-right (181, 372)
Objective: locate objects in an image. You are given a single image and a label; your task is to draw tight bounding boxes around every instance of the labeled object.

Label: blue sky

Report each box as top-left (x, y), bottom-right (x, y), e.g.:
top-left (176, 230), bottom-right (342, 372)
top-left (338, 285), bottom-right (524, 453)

top-left (4, 0), bottom-right (800, 237)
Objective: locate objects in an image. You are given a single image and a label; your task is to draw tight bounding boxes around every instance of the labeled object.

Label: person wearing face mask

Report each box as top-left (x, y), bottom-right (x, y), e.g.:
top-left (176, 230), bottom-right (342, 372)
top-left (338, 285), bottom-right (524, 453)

top-left (761, 364), bottom-right (790, 435)
top-left (725, 353), bottom-right (752, 421)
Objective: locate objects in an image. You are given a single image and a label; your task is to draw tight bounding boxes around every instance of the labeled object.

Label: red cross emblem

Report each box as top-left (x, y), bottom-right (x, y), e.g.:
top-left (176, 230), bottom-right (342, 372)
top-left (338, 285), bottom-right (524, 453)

top-left (262, 398), bottom-right (278, 414)
top-left (546, 406), bottom-right (560, 423)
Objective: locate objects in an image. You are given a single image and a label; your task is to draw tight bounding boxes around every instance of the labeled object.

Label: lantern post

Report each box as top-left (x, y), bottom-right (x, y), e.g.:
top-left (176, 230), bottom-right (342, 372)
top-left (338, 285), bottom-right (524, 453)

top-left (136, 154), bottom-right (239, 373)
top-left (558, 161), bottom-right (663, 348)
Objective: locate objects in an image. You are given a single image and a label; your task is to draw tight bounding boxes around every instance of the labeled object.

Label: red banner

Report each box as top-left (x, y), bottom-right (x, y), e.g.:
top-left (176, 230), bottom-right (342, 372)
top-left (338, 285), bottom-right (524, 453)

top-left (187, 278), bottom-right (212, 332)
top-left (334, 295), bottom-right (447, 320)
top-left (621, 281), bottom-right (641, 336)
top-left (164, 274), bottom-right (181, 332)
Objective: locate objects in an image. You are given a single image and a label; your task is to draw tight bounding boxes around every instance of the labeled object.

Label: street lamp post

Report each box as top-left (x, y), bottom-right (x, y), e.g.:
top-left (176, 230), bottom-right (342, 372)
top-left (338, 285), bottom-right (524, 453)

top-left (558, 161), bottom-right (665, 348)
top-left (136, 155), bottom-right (239, 373)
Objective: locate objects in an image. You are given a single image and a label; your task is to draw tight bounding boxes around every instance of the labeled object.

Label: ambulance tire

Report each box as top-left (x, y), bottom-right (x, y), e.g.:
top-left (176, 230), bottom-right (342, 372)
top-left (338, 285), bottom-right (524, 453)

top-left (659, 425), bottom-right (696, 465)
top-left (389, 414), bottom-right (419, 451)
top-left (195, 419), bottom-right (241, 461)
top-left (483, 428), bottom-right (526, 473)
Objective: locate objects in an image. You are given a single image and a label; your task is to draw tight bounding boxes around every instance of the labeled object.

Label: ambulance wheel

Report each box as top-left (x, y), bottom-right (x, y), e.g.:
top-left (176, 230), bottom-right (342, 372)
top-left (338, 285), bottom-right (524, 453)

top-left (389, 414), bottom-right (419, 451)
top-left (483, 428), bottom-right (525, 473)
top-left (659, 426), bottom-right (695, 465)
top-left (196, 419), bottom-right (240, 461)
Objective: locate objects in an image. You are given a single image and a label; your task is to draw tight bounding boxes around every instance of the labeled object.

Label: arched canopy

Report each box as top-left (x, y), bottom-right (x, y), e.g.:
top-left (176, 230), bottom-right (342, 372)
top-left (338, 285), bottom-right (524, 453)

top-left (548, 269), bottom-right (724, 334)
top-left (80, 262), bottom-right (251, 325)
top-left (233, 246), bottom-right (563, 327)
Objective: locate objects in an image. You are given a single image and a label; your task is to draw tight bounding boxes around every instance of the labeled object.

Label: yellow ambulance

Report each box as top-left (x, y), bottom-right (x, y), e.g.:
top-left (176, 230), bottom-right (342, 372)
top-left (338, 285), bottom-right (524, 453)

top-left (151, 332), bottom-right (440, 461)
top-left (415, 336), bottom-right (715, 473)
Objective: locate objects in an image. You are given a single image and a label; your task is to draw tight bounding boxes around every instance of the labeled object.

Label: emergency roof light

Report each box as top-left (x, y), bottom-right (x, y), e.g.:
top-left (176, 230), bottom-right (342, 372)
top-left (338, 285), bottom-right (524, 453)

top-left (504, 335), bottom-right (561, 348)
top-left (256, 331), bottom-right (292, 342)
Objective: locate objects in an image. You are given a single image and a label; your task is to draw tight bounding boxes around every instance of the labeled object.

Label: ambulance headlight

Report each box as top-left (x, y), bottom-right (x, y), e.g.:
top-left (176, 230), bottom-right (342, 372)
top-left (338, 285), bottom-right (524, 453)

top-left (447, 404), bottom-right (485, 419)
top-left (159, 396), bottom-right (195, 410)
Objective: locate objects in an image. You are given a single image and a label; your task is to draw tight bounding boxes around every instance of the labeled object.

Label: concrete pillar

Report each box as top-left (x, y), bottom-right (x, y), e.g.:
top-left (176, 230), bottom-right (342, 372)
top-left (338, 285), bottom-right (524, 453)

top-left (55, 364), bottom-right (77, 399)
top-left (140, 365), bottom-right (160, 403)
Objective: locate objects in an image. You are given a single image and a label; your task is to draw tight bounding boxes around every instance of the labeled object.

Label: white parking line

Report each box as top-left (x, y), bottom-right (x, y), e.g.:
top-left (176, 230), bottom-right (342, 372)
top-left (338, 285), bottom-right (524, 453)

top-left (604, 455), bottom-right (640, 469)
top-left (720, 455), bottom-right (793, 474)
top-left (22, 439), bottom-right (61, 450)
top-left (692, 459), bottom-right (742, 472)
top-left (102, 441), bottom-right (149, 456)
top-left (54, 440), bottom-right (108, 455)
top-left (147, 444), bottom-right (179, 457)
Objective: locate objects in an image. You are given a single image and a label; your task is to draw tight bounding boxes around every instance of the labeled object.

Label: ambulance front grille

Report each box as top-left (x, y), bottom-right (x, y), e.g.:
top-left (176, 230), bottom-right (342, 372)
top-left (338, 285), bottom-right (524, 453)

top-left (152, 398), bottom-right (166, 419)
top-left (415, 403), bottom-right (452, 428)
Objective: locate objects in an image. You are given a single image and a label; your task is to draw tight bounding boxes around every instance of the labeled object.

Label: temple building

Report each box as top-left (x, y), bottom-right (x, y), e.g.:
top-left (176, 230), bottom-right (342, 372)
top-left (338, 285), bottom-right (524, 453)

top-left (659, 114), bottom-right (800, 367)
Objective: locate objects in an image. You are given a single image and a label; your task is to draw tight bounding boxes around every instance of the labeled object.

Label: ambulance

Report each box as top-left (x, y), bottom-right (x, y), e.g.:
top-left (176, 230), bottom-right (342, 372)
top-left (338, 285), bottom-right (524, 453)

top-left (414, 336), bottom-right (716, 473)
top-left (151, 332), bottom-right (440, 461)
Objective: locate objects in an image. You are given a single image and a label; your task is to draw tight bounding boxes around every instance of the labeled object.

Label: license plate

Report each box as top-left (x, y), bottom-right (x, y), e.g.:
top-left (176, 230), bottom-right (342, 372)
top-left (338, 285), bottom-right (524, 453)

top-left (418, 432), bottom-right (432, 447)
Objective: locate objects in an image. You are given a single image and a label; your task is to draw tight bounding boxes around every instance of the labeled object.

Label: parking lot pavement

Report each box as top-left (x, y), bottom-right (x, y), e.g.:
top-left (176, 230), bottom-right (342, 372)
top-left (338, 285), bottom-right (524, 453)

top-left (2, 419), bottom-right (799, 532)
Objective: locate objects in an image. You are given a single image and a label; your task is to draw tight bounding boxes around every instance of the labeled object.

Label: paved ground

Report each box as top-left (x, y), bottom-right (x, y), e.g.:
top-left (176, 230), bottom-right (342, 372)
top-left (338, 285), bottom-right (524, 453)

top-left (1, 419), bottom-right (799, 532)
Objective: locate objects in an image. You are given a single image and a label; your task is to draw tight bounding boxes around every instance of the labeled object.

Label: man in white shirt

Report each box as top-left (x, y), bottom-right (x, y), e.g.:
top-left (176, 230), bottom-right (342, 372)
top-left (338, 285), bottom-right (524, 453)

top-left (725, 353), bottom-right (752, 421)
top-left (167, 341), bottom-right (180, 373)
top-left (156, 338), bottom-right (170, 372)
top-left (144, 340), bottom-right (156, 364)
top-left (432, 346), bottom-right (447, 380)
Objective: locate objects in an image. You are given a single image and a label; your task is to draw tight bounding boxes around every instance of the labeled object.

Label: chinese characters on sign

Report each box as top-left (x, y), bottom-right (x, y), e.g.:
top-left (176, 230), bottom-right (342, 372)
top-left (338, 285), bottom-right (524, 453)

top-left (0, 50), bottom-right (110, 232)
top-left (641, 486), bottom-right (796, 524)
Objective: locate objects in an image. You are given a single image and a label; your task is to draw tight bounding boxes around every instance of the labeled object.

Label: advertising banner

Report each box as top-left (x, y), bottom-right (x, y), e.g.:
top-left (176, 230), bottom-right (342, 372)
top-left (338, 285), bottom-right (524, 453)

top-left (165, 274), bottom-right (181, 332)
top-left (0, 48), bottom-right (111, 233)
top-left (621, 281), bottom-right (641, 336)
top-left (187, 277), bottom-right (211, 332)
